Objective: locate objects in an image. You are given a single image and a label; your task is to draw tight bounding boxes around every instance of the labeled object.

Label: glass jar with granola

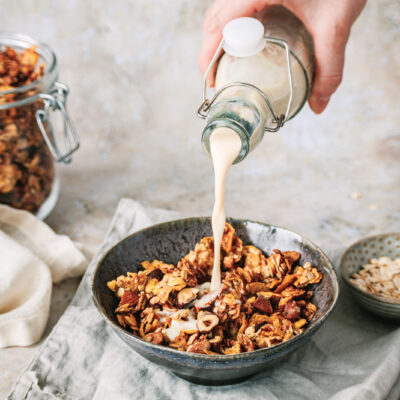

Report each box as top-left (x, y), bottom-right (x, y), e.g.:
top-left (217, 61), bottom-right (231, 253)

top-left (0, 33), bottom-right (79, 218)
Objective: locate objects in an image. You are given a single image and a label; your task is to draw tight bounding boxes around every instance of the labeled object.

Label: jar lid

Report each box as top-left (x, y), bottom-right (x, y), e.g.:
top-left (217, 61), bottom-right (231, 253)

top-left (222, 17), bottom-right (265, 58)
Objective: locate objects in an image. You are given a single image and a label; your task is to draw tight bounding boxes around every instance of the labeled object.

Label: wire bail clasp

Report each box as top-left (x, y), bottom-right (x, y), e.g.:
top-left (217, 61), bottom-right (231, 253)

top-left (36, 81), bottom-right (80, 164)
top-left (197, 36), bottom-right (294, 132)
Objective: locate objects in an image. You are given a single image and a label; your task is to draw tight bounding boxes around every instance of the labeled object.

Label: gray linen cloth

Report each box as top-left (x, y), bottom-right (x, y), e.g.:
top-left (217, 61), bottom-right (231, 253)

top-left (8, 199), bottom-right (400, 400)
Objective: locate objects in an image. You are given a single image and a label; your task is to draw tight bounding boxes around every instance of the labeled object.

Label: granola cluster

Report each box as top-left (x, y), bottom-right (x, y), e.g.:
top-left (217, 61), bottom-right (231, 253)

top-left (350, 256), bottom-right (400, 301)
top-left (0, 46), bottom-right (54, 213)
top-left (107, 223), bottom-right (322, 355)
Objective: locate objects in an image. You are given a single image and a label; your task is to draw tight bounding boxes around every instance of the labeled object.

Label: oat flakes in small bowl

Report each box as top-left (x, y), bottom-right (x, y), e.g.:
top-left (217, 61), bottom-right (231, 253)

top-left (91, 217), bottom-right (338, 385)
top-left (339, 233), bottom-right (400, 319)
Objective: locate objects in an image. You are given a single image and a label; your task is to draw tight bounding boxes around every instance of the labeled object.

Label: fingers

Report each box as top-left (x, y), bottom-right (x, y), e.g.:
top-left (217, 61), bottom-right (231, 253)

top-left (199, 0), bottom-right (269, 86)
top-left (309, 0), bottom-right (366, 113)
top-left (308, 18), bottom-right (351, 113)
top-left (199, 0), bottom-right (365, 113)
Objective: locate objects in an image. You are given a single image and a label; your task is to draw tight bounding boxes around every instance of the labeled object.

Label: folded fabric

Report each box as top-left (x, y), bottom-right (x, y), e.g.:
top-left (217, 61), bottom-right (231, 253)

top-left (0, 205), bottom-right (89, 349)
top-left (8, 199), bottom-right (400, 400)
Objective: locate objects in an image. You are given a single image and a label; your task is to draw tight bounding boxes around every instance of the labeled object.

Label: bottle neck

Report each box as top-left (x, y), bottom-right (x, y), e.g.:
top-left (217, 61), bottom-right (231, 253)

top-left (202, 93), bottom-right (266, 163)
top-left (202, 119), bottom-right (249, 164)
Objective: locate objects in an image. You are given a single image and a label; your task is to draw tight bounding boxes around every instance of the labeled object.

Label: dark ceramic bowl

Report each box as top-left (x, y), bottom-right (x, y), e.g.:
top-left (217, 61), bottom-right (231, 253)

top-left (92, 218), bottom-right (338, 385)
top-left (339, 233), bottom-right (400, 319)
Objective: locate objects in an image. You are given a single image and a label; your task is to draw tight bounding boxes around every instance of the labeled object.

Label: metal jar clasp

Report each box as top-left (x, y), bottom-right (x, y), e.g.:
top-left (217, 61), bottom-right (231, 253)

top-left (36, 81), bottom-right (80, 163)
top-left (197, 37), bottom-right (294, 133)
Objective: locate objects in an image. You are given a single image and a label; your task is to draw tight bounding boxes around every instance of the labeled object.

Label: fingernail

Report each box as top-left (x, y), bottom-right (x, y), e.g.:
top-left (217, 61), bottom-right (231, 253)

top-left (315, 96), bottom-right (330, 112)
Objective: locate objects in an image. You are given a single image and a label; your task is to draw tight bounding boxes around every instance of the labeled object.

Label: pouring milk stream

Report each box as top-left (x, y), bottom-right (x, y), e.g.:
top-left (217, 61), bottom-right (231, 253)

top-left (200, 7), bottom-right (315, 292)
top-left (210, 129), bottom-right (241, 291)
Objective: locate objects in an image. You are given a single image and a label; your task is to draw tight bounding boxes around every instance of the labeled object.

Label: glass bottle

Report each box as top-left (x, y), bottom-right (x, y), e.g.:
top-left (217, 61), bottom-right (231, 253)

top-left (199, 6), bottom-right (315, 163)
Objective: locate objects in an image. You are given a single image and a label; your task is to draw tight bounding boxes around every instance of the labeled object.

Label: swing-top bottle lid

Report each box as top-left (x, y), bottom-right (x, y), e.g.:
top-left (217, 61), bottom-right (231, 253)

top-left (222, 17), bottom-right (265, 57)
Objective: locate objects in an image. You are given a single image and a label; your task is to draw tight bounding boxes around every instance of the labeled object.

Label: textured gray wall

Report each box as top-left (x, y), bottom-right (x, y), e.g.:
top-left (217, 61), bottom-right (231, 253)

top-left (0, 0), bottom-right (399, 249)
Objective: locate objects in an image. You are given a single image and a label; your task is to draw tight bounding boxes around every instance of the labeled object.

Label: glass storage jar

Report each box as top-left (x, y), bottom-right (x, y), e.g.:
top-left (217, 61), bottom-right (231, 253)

top-left (0, 33), bottom-right (79, 219)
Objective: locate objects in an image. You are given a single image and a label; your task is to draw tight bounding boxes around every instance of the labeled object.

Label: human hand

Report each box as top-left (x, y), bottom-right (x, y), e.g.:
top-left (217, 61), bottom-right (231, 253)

top-left (199, 0), bottom-right (366, 113)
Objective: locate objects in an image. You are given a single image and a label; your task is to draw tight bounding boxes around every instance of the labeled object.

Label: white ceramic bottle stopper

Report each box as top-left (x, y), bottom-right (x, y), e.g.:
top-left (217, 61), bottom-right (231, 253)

top-left (222, 17), bottom-right (265, 57)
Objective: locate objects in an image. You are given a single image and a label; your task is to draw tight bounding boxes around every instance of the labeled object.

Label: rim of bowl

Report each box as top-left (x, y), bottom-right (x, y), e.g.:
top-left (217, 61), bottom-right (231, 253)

top-left (91, 217), bottom-right (339, 361)
top-left (339, 232), bottom-right (400, 306)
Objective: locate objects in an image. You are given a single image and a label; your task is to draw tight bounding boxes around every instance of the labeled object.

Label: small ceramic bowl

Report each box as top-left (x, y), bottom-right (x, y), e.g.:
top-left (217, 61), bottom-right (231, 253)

top-left (339, 233), bottom-right (400, 320)
top-left (92, 217), bottom-right (339, 385)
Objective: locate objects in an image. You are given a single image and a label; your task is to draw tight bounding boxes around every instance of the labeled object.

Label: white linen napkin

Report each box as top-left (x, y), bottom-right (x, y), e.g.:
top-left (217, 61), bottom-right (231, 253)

top-left (0, 205), bottom-right (89, 349)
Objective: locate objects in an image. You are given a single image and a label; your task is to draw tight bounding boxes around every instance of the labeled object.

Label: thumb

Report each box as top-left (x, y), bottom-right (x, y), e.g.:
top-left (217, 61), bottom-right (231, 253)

top-left (308, 23), bottom-right (349, 113)
top-left (199, 0), bottom-right (271, 86)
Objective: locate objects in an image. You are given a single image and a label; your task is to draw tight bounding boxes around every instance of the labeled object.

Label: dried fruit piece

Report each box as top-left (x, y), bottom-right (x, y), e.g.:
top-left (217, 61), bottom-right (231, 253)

top-left (147, 268), bottom-right (163, 281)
top-left (253, 296), bottom-right (272, 314)
top-left (283, 300), bottom-right (300, 321)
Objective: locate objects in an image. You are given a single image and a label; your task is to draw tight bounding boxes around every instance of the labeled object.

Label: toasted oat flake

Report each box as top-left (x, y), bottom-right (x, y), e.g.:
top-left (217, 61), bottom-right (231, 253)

top-left (107, 223), bottom-right (322, 355)
top-left (350, 256), bottom-right (400, 301)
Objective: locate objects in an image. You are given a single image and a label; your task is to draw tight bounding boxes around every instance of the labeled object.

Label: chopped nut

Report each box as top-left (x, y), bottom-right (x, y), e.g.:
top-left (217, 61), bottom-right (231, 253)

top-left (187, 332), bottom-right (199, 346)
top-left (282, 251), bottom-right (301, 265)
top-left (118, 313), bottom-right (138, 331)
top-left (187, 340), bottom-right (211, 354)
top-left (246, 282), bottom-right (270, 294)
top-left (275, 274), bottom-right (297, 293)
top-left (304, 302), bottom-right (317, 321)
top-left (143, 331), bottom-right (164, 345)
top-left (177, 287), bottom-right (199, 307)
top-left (223, 343), bottom-right (241, 354)
top-left (222, 293), bottom-right (236, 306)
top-left (117, 287), bottom-right (125, 298)
top-left (294, 319), bottom-right (307, 330)
top-left (197, 312), bottom-right (219, 333)
top-left (120, 291), bottom-right (139, 307)
top-left (237, 333), bottom-right (254, 352)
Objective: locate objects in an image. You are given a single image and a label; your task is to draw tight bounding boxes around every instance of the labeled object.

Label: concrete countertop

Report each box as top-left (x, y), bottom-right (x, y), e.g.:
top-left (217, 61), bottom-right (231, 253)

top-left (0, 0), bottom-right (399, 397)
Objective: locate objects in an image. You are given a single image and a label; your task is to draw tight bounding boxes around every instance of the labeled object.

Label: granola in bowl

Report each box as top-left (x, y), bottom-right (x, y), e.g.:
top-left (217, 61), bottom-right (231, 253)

top-left (107, 223), bottom-right (322, 355)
